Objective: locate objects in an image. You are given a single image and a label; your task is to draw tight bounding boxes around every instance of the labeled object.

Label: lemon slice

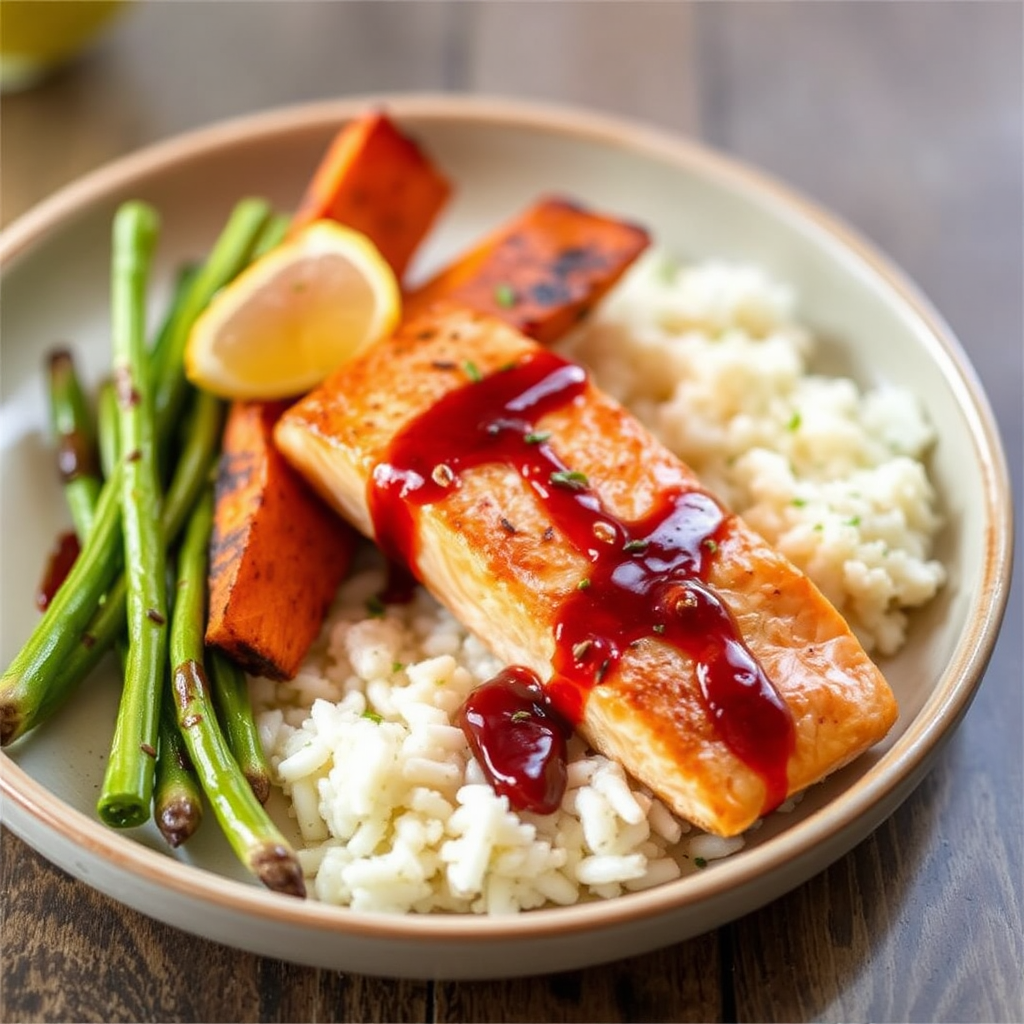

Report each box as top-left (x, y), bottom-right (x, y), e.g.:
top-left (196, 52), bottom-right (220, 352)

top-left (185, 220), bottom-right (401, 399)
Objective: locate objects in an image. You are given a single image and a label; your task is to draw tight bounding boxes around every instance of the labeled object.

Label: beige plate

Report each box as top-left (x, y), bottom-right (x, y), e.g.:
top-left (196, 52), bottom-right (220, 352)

top-left (0, 95), bottom-right (1013, 979)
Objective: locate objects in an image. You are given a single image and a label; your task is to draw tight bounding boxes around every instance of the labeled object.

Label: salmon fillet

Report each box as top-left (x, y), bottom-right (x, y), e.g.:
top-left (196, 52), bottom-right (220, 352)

top-left (274, 305), bottom-right (898, 837)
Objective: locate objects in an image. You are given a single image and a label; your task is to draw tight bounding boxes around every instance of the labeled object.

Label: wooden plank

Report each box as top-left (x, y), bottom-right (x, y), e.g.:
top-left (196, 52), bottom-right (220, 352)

top-left (435, 937), bottom-right (723, 1023)
top-left (0, 831), bottom-right (433, 1023)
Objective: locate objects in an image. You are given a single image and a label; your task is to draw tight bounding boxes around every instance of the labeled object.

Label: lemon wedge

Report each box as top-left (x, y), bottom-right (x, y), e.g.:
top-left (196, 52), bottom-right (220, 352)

top-left (185, 220), bottom-right (401, 399)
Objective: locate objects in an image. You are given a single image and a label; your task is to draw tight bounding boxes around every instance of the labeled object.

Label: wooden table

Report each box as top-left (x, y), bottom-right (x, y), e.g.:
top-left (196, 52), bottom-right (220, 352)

top-left (2, 3), bottom-right (1021, 1021)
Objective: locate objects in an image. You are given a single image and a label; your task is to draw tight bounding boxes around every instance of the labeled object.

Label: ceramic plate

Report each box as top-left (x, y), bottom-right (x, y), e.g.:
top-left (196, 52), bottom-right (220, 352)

top-left (0, 95), bottom-right (1012, 979)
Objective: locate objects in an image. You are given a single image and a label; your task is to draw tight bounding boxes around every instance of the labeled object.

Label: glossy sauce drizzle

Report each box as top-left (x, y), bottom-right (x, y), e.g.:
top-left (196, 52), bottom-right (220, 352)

top-left (369, 350), bottom-right (795, 813)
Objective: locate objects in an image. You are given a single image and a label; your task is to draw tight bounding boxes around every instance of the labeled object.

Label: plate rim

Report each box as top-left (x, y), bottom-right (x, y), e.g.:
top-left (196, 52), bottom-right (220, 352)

top-left (0, 92), bottom-right (1014, 949)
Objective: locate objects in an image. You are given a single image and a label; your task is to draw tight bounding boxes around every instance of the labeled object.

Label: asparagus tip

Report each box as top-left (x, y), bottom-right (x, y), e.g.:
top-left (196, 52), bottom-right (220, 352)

top-left (156, 797), bottom-right (203, 848)
top-left (0, 701), bottom-right (23, 747)
top-left (251, 843), bottom-right (306, 898)
top-left (48, 348), bottom-right (74, 372)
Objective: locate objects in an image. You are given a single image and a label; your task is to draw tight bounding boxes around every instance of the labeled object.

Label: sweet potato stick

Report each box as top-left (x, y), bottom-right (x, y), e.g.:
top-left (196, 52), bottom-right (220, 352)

top-left (290, 110), bottom-right (451, 275)
top-left (403, 196), bottom-right (650, 343)
top-left (205, 111), bottom-right (452, 679)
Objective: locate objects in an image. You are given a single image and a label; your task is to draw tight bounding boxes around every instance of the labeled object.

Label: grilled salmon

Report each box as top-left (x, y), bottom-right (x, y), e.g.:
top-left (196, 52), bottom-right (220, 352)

top-left (274, 305), bottom-right (897, 837)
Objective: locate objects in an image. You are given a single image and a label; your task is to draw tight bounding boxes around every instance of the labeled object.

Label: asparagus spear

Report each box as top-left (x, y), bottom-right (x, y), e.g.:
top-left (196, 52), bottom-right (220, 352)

top-left (0, 202), bottom-right (269, 745)
top-left (208, 649), bottom-right (271, 804)
top-left (170, 489), bottom-right (305, 896)
top-left (148, 263), bottom-right (199, 396)
top-left (97, 379), bottom-right (118, 479)
top-left (0, 469), bottom-right (124, 745)
top-left (33, 390), bottom-right (225, 727)
top-left (97, 201), bottom-right (167, 829)
top-left (153, 199), bottom-right (271, 433)
top-left (47, 349), bottom-right (102, 539)
top-left (99, 370), bottom-right (205, 845)
top-left (252, 213), bottom-right (290, 259)
top-left (154, 687), bottom-right (204, 847)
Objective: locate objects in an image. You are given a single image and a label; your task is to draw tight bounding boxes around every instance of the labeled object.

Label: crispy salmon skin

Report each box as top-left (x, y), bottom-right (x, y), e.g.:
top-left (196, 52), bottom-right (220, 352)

top-left (274, 306), bottom-right (897, 836)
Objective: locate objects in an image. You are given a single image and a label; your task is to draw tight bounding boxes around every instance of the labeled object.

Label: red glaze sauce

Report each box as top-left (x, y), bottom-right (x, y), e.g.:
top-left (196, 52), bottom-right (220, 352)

top-left (457, 666), bottom-right (572, 814)
top-left (369, 350), bottom-right (795, 813)
top-left (35, 530), bottom-right (80, 611)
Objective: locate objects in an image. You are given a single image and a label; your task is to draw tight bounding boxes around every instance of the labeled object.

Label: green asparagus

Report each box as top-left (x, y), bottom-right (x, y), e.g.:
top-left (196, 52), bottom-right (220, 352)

top-left (153, 199), bottom-right (271, 433)
top-left (0, 202), bottom-right (268, 745)
top-left (99, 367), bottom-right (205, 845)
top-left (97, 201), bottom-right (167, 829)
top-left (208, 649), bottom-right (271, 804)
top-left (154, 686), bottom-right (204, 847)
top-left (47, 349), bottom-right (102, 539)
top-left (170, 489), bottom-right (305, 896)
top-left (33, 385), bottom-right (225, 728)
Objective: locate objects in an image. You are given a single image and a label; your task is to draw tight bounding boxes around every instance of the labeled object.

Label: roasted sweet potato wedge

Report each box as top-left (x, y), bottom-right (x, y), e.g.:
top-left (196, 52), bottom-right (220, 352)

top-left (206, 401), bottom-right (354, 680)
top-left (290, 110), bottom-right (452, 276)
top-left (403, 196), bottom-right (650, 343)
top-left (207, 113), bottom-right (453, 679)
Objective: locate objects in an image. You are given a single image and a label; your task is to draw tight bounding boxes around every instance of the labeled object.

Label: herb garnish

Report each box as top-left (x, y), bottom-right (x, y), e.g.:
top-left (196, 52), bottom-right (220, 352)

top-left (494, 283), bottom-right (517, 309)
top-left (549, 469), bottom-right (588, 491)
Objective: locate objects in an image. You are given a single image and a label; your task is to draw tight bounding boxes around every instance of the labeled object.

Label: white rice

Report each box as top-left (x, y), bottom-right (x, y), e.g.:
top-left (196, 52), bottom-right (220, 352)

top-left (559, 252), bottom-right (946, 655)
top-left (254, 252), bottom-right (944, 913)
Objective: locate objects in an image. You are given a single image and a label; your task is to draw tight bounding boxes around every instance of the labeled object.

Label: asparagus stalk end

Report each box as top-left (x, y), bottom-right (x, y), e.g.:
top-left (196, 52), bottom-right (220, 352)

top-left (249, 843), bottom-right (307, 899)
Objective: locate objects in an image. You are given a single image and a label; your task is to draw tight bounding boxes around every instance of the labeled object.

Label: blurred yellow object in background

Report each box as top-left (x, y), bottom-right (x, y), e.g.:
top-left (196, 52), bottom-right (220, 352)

top-left (0, 0), bottom-right (126, 91)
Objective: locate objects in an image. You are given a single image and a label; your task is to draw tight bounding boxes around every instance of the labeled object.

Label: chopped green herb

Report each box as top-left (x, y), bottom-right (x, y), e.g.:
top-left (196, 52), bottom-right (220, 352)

top-left (361, 710), bottom-right (383, 725)
top-left (791, 497), bottom-right (807, 508)
top-left (702, 538), bottom-right (718, 554)
top-left (365, 596), bottom-right (385, 617)
top-left (391, 661), bottom-right (404, 674)
top-left (652, 623), bottom-right (666, 635)
top-left (623, 539), bottom-right (649, 553)
top-left (694, 856), bottom-right (708, 869)
top-left (813, 523), bottom-right (824, 532)
top-left (510, 710), bottom-right (531, 723)
top-left (845, 515), bottom-right (862, 527)
top-left (787, 411), bottom-right (802, 431)
top-left (463, 360), bottom-right (482, 382)
top-left (524, 430), bottom-right (551, 445)
top-left (493, 283), bottom-right (517, 309)
top-left (577, 577), bottom-right (592, 591)
top-left (549, 469), bottom-right (588, 491)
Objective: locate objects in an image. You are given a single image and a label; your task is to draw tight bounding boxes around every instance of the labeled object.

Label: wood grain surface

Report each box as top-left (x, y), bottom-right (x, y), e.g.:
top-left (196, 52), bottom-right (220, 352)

top-left (2, 3), bottom-right (1021, 1022)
